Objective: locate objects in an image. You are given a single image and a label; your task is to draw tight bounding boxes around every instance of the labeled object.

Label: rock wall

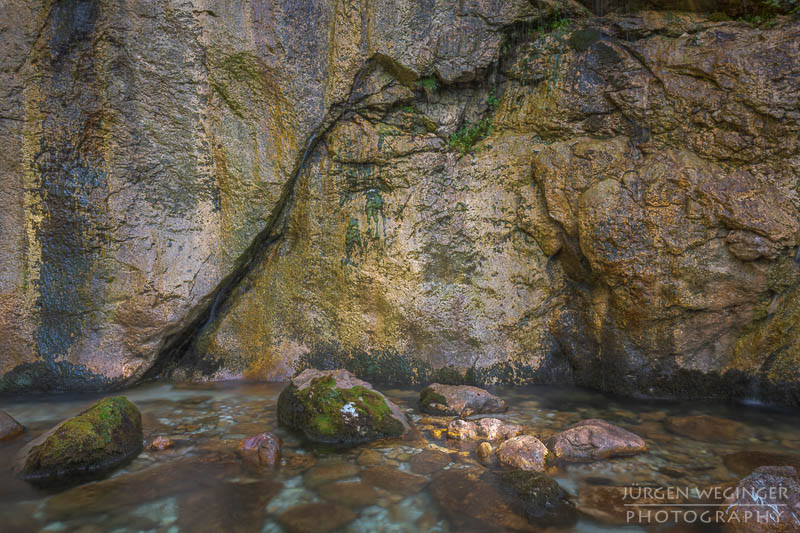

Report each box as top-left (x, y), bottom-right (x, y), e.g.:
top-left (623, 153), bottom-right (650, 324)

top-left (1, 1), bottom-right (799, 404)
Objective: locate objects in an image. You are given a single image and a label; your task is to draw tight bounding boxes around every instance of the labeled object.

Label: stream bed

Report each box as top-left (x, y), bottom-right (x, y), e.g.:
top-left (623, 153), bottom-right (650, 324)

top-left (2, 381), bottom-right (800, 532)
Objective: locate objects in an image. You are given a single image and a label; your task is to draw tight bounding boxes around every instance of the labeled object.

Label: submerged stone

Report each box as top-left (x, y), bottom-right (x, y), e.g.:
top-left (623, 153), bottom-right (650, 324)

top-left (665, 415), bottom-right (745, 442)
top-left (409, 450), bottom-right (450, 474)
top-left (546, 419), bottom-right (646, 462)
top-left (430, 467), bottom-right (537, 532)
top-left (501, 470), bottom-right (577, 527)
top-left (237, 432), bottom-right (281, 468)
top-left (419, 383), bottom-right (506, 416)
top-left (724, 451), bottom-right (800, 477)
top-left (277, 502), bottom-right (356, 533)
top-left (277, 369), bottom-right (408, 446)
top-left (0, 410), bottom-right (24, 441)
top-left (20, 396), bottom-right (143, 486)
top-left (362, 465), bottom-right (428, 495)
top-left (148, 436), bottom-right (174, 451)
top-left (723, 466), bottom-right (800, 533)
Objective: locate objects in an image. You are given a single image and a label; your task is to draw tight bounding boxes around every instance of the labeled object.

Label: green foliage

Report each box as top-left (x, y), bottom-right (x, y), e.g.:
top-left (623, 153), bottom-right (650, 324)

top-left (278, 375), bottom-right (404, 445)
top-left (417, 77), bottom-right (438, 91)
top-left (763, 0), bottom-right (800, 15)
top-left (487, 88), bottom-right (499, 109)
top-left (402, 105), bottom-right (415, 113)
top-left (449, 117), bottom-right (493, 155)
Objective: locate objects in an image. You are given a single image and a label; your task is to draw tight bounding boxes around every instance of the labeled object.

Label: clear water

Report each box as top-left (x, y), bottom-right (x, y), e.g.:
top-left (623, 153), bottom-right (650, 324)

top-left (2, 382), bottom-right (799, 532)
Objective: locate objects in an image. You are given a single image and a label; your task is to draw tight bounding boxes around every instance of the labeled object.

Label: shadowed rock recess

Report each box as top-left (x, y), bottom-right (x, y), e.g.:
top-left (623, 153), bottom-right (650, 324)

top-left (1, 1), bottom-right (799, 404)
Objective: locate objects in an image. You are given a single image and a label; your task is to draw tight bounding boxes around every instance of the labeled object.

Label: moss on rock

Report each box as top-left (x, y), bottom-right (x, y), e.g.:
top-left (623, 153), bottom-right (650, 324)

top-left (22, 396), bottom-right (143, 486)
top-left (277, 370), bottom-right (406, 446)
top-left (419, 387), bottom-right (448, 411)
top-left (500, 470), bottom-right (577, 527)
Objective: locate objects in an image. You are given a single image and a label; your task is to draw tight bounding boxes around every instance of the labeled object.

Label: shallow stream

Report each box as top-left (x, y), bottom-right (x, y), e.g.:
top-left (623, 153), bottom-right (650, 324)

top-left (2, 382), bottom-right (800, 532)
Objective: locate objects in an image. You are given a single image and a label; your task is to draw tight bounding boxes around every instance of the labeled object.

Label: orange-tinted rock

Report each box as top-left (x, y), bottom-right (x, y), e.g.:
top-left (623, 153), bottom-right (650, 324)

top-left (495, 435), bottom-right (549, 472)
top-left (147, 436), bottom-right (174, 451)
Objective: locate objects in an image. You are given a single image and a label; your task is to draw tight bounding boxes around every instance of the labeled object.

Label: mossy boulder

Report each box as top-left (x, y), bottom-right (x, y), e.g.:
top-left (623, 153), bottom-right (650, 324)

top-left (20, 396), bottom-right (143, 486)
top-left (277, 369), bottom-right (409, 446)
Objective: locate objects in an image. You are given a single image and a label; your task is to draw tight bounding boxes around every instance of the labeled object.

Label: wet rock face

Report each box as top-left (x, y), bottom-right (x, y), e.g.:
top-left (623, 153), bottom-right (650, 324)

top-left (20, 396), bottom-right (143, 486)
top-left (2, 2), bottom-right (800, 405)
top-left (189, 11), bottom-right (800, 404)
top-left (276, 369), bottom-right (408, 446)
top-left (546, 419), bottom-right (646, 462)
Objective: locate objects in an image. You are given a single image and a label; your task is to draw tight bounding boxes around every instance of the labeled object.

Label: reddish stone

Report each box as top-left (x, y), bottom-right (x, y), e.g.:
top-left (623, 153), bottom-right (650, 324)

top-left (237, 432), bottom-right (282, 468)
top-left (148, 436), bottom-right (174, 451)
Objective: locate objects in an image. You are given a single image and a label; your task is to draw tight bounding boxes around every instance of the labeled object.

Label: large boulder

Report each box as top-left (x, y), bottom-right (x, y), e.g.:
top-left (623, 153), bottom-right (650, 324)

top-left (420, 384), bottom-right (507, 416)
top-left (277, 369), bottom-right (408, 446)
top-left (20, 396), bottom-right (142, 486)
top-left (546, 419), bottom-right (646, 462)
top-left (0, 410), bottom-right (24, 441)
top-left (723, 466), bottom-right (800, 533)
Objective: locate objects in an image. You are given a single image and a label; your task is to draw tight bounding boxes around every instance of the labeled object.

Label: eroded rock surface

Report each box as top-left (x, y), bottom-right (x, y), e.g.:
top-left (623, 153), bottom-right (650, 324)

top-left (1, 2), bottom-right (799, 405)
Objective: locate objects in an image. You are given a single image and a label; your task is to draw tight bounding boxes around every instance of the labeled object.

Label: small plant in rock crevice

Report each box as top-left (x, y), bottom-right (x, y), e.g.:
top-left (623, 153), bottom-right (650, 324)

top-left (449, 116), bottom-right (494, 155)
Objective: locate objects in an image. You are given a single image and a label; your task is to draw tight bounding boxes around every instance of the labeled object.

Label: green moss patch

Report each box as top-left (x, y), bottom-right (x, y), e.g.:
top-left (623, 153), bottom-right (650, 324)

top-left (419, 387), bottom-right (448, 412)
top-left (22, 396), bottom-right (142, 486)
top-left (277, 374), bottom-right (404, 446)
